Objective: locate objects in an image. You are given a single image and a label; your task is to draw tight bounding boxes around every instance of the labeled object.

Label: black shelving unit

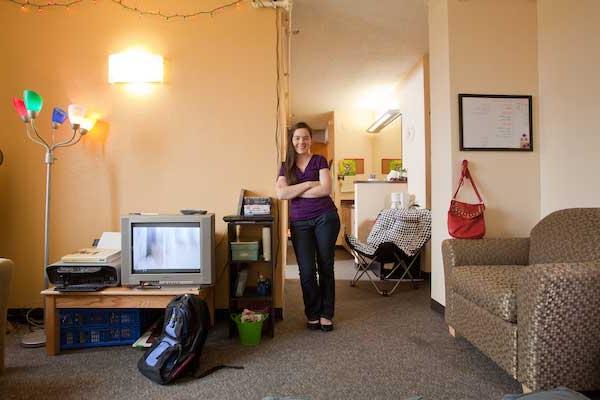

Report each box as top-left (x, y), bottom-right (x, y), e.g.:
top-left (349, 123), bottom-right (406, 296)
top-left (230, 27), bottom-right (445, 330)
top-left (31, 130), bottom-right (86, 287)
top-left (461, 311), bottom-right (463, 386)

top-left (225, 217), bottom-right (276, 338)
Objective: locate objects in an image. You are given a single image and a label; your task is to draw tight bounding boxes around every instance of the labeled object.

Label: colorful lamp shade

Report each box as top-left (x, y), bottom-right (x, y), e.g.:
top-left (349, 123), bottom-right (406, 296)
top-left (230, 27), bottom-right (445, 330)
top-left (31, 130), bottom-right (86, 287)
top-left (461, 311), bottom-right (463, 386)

top-left (51, 107), bottom-right (68, 128)
top-left (80, 118), bottom-right (96, 134)
top-left (23, 90), bottom-right (43, 117)
top-left (67, 104), bottom-right (86, 127)
top-left (12, 97), bottom-right (29, 122)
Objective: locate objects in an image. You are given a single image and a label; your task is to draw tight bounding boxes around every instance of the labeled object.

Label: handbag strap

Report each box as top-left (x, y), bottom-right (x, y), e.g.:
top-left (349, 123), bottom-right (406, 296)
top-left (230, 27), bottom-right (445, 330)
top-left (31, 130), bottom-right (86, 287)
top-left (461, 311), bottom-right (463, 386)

top-left (452, 160), bottom-right (483, 203)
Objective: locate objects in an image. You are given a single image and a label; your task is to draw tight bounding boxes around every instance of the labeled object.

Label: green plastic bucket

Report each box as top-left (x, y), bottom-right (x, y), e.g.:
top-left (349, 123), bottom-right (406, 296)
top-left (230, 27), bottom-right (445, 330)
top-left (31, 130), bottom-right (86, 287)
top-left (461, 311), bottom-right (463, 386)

top-left (231, 313), bottom-right (267, 346)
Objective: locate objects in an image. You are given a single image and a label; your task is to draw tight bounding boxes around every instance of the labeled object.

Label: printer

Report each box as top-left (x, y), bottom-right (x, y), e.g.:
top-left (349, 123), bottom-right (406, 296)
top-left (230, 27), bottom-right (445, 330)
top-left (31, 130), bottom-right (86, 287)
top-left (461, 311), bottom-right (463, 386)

top-left (46, 232), bottom-right (122, 292)
top-left (46, 261), bottom-right (121, 292)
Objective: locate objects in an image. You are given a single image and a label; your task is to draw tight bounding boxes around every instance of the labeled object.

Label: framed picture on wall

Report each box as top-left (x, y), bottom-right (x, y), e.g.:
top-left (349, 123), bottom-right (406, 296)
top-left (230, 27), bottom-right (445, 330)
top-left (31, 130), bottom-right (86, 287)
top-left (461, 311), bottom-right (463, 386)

top-left (381, 159), bottom-right (402, 174)
top-left (338, 159), bottom-right (357, 176)
top-left (459, 94), bottom-right (533, 151)
top-left (338, 159), bottom-right (365, 176)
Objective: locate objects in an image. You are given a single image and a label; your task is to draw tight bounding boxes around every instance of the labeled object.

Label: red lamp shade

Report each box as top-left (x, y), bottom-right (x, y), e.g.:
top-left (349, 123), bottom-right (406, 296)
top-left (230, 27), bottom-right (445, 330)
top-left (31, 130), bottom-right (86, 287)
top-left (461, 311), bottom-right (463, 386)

top-left (12, 97), bottom-right (29, 121)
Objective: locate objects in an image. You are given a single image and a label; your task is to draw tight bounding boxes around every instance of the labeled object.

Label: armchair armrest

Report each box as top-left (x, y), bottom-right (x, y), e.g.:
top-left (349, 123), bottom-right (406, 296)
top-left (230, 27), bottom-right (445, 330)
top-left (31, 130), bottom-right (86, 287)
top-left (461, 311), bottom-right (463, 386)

top-left (442, 237), bottom-right (530, 271)
top-left (0, 259), bottom-right (14, 374)
top-left (517, 260), bottom-right (600, 391)
top-left (442, 238), bottom-right (530, 310)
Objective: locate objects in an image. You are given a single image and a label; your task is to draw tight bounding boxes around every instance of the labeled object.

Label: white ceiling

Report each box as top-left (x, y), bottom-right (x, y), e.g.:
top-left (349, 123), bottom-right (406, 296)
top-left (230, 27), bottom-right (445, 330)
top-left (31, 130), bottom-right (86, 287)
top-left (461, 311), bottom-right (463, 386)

top-left (290, 0), bottom-right (429, 127)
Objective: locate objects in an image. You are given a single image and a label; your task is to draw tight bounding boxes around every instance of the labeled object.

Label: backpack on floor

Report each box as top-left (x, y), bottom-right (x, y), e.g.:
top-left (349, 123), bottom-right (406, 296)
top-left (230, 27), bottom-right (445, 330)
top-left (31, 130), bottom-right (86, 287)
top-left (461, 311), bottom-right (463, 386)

top-left (138, 294), bottom-right (241, 384)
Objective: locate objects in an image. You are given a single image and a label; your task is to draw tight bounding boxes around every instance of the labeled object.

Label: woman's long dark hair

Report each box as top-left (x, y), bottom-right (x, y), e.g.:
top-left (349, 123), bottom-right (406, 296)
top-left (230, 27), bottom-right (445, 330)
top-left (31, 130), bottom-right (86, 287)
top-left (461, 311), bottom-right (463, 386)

top-left (284, 122), bottom-right (313, 185)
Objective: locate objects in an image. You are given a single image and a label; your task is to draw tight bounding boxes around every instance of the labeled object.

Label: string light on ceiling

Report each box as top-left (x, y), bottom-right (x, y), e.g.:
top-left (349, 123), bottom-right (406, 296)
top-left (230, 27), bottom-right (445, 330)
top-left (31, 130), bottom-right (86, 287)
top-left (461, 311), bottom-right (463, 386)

top-left (7, 0), bottom-right (246, 19)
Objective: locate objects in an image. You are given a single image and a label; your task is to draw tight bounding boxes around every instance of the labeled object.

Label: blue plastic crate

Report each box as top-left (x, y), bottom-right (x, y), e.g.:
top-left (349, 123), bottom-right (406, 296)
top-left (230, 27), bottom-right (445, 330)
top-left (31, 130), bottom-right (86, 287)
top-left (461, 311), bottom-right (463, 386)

top-left (60, 309), bottom-right (141, 328)
top-left (59, 309), bottom-right (145, 350)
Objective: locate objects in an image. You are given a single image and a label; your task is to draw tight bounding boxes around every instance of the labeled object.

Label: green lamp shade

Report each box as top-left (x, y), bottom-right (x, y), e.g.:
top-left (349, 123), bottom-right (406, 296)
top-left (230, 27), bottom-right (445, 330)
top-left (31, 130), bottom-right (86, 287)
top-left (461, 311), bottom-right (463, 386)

top-left (23, 90), bottom-right (43, 112)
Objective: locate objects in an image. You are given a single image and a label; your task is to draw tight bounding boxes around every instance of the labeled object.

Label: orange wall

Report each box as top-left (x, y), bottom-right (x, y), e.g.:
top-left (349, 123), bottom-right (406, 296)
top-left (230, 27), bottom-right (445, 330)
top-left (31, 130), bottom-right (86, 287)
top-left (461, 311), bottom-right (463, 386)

top-left (0, 1), bottom-right (283, 308)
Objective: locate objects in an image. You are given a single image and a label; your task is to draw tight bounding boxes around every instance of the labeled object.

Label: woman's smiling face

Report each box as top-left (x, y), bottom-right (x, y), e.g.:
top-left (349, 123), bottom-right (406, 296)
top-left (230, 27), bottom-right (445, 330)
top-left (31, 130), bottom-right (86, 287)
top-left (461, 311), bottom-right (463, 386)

top-left (292, 127), bottom-right (312, 155)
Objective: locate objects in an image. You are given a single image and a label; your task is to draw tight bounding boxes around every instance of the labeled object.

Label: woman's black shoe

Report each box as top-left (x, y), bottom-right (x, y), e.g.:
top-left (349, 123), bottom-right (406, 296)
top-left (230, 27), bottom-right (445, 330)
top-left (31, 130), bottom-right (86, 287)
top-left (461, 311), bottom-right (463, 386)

top-left (306, 321), bottom-right (321, 330)
top-left (320, 323), bottom-right (334, 332)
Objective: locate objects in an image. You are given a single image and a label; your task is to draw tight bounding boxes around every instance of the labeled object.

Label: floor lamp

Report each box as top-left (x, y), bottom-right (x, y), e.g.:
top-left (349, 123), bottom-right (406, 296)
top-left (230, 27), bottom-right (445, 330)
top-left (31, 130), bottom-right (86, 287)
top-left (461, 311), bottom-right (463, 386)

top-left (12, 90), bottom-right (95, 347)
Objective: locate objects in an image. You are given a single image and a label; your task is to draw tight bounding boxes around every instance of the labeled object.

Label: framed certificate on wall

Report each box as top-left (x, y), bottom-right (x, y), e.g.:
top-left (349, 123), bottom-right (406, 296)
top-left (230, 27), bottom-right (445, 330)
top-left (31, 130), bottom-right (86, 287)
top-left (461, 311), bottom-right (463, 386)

top-left (459, 94), bottom-right (533, 151)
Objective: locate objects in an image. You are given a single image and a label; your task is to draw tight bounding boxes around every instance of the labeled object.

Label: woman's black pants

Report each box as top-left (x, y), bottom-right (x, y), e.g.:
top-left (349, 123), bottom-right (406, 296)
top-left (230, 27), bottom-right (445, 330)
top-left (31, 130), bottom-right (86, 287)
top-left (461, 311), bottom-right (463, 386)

top-left (290, 210), bottom-right (340, 321)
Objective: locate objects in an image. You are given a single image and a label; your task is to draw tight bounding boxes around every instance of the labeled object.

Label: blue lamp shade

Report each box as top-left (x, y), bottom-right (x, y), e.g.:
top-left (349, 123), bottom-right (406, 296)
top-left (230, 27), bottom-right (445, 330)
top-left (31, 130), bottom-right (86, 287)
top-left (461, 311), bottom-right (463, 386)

top-left (51, 107), bottom-right (67, 128)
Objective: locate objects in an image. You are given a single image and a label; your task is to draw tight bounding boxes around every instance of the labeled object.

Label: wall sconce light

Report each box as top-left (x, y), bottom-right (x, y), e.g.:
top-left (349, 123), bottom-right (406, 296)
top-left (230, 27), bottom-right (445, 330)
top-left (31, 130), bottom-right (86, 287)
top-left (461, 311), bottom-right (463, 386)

top-left (366, 109), bottom-right (402, 133)
top-left (108, 49), bottom-right (164, 84)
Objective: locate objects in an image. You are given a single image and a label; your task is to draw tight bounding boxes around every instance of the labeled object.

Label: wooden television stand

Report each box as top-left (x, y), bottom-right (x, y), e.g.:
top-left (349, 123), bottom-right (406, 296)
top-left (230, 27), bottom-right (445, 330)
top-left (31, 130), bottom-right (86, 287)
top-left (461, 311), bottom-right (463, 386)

top-left (41, 286), bottom-right (214, 356)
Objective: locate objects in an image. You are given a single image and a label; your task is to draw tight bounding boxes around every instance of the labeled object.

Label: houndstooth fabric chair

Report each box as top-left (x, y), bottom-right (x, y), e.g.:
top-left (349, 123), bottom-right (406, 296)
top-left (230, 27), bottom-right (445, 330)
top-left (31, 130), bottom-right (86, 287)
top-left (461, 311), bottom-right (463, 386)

top-left (346, 208), bottom-right (431, 256)
top-left (442, 208), bottom-right (600, 392)
top-left (345, 208), bottom-right (431, 295)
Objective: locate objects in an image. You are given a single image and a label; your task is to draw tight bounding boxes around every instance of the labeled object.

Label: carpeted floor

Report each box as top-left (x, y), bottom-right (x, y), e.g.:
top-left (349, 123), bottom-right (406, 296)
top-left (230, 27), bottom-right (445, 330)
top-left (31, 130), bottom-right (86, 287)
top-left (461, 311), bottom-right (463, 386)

top-left (1, 280), bottom-right (526, 400)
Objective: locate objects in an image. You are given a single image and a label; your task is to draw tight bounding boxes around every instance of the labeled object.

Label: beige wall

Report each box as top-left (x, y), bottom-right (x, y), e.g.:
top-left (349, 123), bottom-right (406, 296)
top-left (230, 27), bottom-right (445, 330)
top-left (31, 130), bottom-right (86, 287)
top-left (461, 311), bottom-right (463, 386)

top-left (396, 56), bottom-right (431, 272)
top-left (428, 0), bottom-right (454, 306)
top-left (538, 0), bottom-right (600, 215)
top-left (429, 0), bottom-right (540, 306)
top-left (397, 57), bottom-right (428, 209)
top-left (0, 2), bottom-right (284, 309)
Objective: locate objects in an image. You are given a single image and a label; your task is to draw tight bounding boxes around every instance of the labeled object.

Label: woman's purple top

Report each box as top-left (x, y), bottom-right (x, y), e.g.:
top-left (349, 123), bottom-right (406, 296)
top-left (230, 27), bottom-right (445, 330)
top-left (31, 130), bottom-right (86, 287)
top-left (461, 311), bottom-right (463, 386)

top-left (279, 154), bottom-right (337, 222)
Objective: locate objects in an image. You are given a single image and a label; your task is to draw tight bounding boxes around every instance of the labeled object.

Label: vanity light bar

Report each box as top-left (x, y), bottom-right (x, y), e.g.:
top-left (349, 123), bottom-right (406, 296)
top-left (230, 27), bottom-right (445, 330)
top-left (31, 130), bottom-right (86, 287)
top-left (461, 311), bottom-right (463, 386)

top-left (367, 109), bottom-right (402, 133)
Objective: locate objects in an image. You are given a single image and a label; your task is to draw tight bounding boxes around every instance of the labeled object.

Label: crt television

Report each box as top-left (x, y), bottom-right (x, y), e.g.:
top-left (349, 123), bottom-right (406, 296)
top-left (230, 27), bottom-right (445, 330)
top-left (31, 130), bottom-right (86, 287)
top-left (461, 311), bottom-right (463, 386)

top-left (121, 214), bottom-right (215, 286)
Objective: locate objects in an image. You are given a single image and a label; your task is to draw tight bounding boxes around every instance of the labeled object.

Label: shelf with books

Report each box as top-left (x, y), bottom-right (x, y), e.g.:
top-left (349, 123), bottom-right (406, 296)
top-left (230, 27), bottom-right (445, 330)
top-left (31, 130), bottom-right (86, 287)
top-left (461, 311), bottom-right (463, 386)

top-left (224, 213), bottom-right (275, 339)
top-left (232, 286), bottom-right (272, 302)
top-left (230, 258), bottom-right (272, 264)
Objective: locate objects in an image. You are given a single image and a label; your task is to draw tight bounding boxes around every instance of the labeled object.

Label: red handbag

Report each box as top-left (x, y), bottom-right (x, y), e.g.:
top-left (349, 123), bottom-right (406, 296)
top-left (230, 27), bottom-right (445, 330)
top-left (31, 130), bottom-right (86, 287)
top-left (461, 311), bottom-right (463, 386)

top-left (448, 160), bottom-right (485, 239)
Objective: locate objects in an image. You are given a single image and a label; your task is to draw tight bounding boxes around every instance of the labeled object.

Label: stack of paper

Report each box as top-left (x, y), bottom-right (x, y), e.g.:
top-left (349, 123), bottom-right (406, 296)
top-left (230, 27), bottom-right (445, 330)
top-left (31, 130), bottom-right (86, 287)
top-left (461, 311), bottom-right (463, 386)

top-left (61, 232), bottom-right (121, 263)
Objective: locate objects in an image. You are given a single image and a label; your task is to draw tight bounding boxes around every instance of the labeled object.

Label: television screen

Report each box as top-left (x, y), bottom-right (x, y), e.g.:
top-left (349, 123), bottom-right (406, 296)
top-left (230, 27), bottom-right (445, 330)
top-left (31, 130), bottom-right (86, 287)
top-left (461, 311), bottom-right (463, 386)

top-left (121, 214), bottom-right (215, 287)
top-left (132, 223), bottom-right (201, 273)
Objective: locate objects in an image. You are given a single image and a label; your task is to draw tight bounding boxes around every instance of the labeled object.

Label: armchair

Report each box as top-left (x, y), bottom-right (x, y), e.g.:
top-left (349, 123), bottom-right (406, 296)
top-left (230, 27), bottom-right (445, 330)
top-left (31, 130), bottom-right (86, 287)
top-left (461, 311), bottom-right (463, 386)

top-left (442, 208), bottom-right (600, 392)
top-left (0, 258), bottom-right (14, 374)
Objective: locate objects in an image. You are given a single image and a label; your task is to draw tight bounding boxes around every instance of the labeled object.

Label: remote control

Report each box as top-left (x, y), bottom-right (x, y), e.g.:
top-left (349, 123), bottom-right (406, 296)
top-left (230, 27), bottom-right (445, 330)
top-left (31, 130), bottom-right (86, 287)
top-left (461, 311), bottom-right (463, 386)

top-left (180, 209), bottom-right (207, 215)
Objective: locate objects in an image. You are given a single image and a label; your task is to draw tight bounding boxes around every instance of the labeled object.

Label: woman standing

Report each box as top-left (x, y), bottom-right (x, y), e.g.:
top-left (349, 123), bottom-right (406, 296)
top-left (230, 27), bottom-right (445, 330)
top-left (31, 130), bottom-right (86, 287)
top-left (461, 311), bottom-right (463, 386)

top-left (276, 122), bottom-right (340, 332)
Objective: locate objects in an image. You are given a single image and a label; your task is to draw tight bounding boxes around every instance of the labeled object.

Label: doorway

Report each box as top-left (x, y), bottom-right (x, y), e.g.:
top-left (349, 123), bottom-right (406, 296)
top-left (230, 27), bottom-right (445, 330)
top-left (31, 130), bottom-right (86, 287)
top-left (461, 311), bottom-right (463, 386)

top-left (281, 111), bottom-right (360, 281)
top-left (283, 0), bottom-right (429, 282)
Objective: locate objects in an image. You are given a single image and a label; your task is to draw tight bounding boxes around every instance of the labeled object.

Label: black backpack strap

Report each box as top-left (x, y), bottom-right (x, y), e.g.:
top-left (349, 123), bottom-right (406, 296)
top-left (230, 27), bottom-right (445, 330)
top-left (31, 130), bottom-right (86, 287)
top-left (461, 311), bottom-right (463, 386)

top-left (193, 365), bottom-right (244, 379)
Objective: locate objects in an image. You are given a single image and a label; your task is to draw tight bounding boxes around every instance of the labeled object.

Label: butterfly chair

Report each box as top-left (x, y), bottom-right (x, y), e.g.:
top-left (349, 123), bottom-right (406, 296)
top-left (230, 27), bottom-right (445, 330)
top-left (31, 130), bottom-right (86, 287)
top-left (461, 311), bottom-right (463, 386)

top-left (345, 208), bottom-right (431, 296)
